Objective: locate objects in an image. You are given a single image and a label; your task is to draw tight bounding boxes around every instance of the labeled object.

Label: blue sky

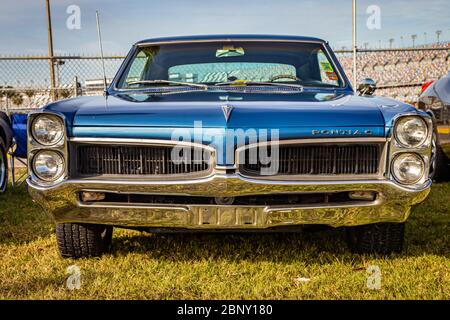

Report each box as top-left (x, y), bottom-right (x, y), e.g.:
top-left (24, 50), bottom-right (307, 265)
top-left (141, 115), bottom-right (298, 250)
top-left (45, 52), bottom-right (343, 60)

top-left (0, 0), bottom-right (449, 55)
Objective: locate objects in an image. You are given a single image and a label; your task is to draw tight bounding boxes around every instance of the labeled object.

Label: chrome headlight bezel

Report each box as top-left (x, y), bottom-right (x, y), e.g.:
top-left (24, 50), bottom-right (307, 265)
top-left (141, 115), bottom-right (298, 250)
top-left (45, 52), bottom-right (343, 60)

top-left (388, 114), bottom-right (433, 188)
top-left (31, 150), bottom-right (66, 182)
top-left (31, 114), bottom-right (65, 146)
top-left (393, 116), bottom-right (428, 148)
top-left (391, 152), bottom-right (425, 185)
top-left (27, 112), bottom-right (68, 186)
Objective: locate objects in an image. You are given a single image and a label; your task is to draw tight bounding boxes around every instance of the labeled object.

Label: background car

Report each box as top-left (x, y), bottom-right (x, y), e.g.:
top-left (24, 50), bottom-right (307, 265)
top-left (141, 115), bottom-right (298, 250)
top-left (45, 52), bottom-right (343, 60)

top-left (0, 111), bottom-right (13, 192)
top-left (418, 73), bottom-right (450, 181)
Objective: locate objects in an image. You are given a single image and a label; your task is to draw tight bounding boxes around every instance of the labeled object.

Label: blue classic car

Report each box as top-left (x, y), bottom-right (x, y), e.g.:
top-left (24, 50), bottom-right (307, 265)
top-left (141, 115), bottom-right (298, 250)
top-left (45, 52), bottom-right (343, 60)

top-left (27, 35), bottom-right (434, 258)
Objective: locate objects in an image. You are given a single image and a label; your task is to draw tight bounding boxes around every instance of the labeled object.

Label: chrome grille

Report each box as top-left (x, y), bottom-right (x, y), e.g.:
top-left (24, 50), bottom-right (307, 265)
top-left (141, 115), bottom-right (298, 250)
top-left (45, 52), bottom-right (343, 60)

top-left (76, 144), bottom-right (211, 177)
top-left (240, 144), bottom-right (381, 176)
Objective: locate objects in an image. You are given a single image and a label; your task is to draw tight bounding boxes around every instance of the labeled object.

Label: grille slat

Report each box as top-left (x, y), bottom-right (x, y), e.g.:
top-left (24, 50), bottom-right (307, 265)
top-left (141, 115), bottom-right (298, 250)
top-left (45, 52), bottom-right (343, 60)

top-left (240, 144), bottom-right (380, 176)
top-left (77, 144), bottom-right (211, 177)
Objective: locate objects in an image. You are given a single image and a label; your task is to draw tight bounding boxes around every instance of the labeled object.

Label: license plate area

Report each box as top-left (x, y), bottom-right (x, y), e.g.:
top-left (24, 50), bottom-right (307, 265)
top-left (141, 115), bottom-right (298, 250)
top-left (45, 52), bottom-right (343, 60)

top-left (194, 206), bottom-right (260, 227)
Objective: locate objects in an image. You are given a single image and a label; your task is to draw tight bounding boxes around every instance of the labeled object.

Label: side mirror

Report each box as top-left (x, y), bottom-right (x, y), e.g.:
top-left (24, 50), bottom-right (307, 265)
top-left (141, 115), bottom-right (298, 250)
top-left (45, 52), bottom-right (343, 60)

top-left (357, 78), bottom-right (376, 96)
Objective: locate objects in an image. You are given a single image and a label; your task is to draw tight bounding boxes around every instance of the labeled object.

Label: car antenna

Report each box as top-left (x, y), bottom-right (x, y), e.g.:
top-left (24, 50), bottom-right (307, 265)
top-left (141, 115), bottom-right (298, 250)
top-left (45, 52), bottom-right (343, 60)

top-left (95, 10), bottom-right (108, 96)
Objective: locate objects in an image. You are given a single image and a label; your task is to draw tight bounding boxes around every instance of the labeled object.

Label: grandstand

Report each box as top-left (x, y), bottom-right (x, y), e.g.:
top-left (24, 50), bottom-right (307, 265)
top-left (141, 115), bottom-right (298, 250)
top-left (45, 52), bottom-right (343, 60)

top-left (338, 43), bottom-right (450, 103)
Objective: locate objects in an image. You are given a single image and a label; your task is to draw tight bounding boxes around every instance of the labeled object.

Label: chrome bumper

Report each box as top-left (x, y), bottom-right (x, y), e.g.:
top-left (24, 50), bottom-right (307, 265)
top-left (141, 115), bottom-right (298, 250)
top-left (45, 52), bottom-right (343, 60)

top-left (27, 174), bottom-right (431, 228)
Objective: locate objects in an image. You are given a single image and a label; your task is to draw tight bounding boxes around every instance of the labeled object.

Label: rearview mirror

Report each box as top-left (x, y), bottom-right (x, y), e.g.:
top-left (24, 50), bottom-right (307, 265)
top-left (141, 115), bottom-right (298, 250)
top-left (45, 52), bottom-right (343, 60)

top-left (357, 78), bottom-right (376, 96)
top-left (216, 46), bottom-right (245, 58)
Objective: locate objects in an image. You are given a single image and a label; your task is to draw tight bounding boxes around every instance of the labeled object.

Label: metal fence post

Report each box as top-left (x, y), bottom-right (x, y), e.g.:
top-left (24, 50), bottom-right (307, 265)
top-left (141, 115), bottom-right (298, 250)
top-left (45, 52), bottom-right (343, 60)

top-left (74, 76), bottom-right (78, 97)
top-left (45, 0), bottom-right (56, 101)
top-left (4, 95), bottom-right (9, 116)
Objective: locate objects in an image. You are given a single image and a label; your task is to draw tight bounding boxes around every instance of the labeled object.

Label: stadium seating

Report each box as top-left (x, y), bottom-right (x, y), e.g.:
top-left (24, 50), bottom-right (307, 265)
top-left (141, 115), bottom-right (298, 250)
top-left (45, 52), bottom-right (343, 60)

top-left (338, 43), bottom-right (450, 103)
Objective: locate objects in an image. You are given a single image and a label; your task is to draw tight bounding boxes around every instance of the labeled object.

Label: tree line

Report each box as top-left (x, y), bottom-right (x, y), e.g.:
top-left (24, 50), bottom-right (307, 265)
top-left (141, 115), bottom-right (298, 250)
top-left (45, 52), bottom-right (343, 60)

top-left (0, 86), bottom-right (72, 107)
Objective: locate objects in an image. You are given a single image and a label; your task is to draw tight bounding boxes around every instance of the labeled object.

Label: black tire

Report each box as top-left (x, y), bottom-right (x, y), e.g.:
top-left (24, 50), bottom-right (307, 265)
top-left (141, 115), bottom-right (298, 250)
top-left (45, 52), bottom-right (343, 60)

top-left (429, 131), bottom-right (450, 182)
top-left (346, 222), bottom-right (405, 255)
top-left (56, 223), bottom-right (113, 258)
top-left (0, 112), bottom-right (10, 126)
top-left (0, 137), bottom-right (7, 193)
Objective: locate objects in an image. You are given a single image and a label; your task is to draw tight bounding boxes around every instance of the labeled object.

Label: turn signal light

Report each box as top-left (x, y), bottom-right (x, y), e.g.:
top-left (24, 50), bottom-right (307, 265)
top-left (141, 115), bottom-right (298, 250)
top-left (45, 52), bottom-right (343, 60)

top-left (81, 192), bottom-right (105, 202)
top-left (349, 191), bottom-right (376, 201)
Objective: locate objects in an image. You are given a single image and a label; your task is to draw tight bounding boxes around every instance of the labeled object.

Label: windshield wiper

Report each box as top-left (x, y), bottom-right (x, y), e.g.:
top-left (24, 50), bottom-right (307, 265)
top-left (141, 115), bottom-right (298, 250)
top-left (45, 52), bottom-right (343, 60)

top-left (214, 81), bottom-right (303, 90)
top-left (123, 79), bottom-right (304, 94)
top-left (126, 80), bottom-right (208, 90)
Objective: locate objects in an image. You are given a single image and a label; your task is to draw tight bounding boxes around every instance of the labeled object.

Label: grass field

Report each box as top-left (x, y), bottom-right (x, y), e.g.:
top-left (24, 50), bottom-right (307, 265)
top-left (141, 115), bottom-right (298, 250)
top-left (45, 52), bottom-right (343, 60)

top-left (0, 178), bottom-right (449, 299)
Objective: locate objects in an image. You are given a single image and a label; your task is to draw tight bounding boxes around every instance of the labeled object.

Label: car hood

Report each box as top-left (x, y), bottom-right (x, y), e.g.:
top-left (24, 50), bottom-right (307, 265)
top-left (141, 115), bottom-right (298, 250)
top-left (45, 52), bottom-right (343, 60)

top-left (44, 91), bottom-right (420, 139)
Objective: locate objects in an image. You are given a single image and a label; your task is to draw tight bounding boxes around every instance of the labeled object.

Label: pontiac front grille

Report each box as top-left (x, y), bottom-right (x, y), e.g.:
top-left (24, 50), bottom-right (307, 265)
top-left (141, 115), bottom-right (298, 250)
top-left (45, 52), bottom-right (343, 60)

top-left (75, 144), bottom-right (212, 177)
top-left (240, 144), bottom-right (381, 176)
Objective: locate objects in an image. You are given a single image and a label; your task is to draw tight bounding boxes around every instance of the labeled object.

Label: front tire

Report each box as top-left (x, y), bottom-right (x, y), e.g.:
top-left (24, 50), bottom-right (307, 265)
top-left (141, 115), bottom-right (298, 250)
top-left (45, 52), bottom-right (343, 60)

top-left (346, 222), bottom-right (405, 254)
top-left (56, 223), bottom-right (113, 258)
top-left (0, 137), bottom-right (7, 193)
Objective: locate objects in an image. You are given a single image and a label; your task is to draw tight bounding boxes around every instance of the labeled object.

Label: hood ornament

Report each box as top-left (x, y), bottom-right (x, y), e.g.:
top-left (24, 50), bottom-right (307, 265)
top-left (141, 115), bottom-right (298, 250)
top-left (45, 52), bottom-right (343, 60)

top-left (221, 104), bottom-right (233, 122)
top-left (219, 95), bottom-right (239, 122)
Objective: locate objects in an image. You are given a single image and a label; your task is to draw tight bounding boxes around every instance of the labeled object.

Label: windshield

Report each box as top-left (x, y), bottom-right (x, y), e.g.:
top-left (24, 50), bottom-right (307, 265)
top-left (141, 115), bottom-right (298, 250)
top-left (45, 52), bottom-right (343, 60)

top-left (116, 41), bottom-right (344, 90)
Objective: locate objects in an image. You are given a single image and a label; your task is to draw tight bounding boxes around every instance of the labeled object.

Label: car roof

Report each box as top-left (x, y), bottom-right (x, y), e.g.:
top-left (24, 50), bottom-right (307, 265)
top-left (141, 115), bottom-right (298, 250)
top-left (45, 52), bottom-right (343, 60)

top-left (134, 34), bottom-right (327, 45)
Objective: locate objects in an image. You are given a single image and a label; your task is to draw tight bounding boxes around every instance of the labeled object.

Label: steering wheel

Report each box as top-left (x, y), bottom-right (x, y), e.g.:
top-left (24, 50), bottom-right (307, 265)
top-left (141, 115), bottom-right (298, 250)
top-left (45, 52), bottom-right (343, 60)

top-left (269, 74), bottom-right (301, 82)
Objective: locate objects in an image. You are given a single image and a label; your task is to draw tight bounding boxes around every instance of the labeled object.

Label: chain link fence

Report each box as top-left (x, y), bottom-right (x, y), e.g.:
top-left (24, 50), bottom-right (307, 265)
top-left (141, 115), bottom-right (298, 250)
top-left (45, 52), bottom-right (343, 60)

top-left (0, 46), bottom-right (449, 113)
top-left (0, 55), bottom-right (124, 113)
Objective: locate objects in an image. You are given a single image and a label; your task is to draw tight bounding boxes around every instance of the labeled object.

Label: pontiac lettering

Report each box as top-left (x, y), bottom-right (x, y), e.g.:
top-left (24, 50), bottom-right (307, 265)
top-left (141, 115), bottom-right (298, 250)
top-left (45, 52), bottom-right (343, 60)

top-left (311, 129), bottom-right (374, 135)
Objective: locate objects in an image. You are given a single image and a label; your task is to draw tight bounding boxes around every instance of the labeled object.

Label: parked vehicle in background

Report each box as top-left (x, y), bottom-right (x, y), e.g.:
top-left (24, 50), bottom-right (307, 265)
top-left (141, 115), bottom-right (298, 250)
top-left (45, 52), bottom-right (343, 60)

top-left (0, 111), bottom-right (13, 192)
top-left (418, 73), bottom-right (450, 181)
top-left (26, 35), bottom-right (434, 258)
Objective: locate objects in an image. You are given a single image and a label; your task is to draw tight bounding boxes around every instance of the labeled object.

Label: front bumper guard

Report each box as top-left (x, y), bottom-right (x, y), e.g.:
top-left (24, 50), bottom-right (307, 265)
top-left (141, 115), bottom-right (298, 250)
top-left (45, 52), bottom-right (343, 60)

top-left (27, 174), bottom-right (431, 228)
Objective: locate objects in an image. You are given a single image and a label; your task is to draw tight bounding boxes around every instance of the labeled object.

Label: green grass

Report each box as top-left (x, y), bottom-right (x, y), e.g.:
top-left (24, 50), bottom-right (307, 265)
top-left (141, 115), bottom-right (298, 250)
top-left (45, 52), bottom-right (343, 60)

top-left (0, 179), bottom-right (449, 299)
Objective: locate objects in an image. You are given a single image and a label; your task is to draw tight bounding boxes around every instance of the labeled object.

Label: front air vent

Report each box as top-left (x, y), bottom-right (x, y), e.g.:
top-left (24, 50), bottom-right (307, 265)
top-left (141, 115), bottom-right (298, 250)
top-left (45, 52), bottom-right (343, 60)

top-left (239, 143), bottom-right (381, 177)
top-left (75, 144), bottom-right (212, 178)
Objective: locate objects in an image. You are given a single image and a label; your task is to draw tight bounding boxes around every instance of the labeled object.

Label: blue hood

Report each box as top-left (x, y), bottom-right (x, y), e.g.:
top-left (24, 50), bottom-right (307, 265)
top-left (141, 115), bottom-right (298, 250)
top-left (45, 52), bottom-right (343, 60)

top-left (44, 91), bottom-right (421, 140)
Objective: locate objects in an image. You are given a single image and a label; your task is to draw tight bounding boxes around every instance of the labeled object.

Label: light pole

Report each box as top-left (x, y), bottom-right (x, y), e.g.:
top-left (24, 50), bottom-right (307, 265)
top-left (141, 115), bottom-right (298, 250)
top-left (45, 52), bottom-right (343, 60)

top-left (389, 38), bottom-right (394, 49)
top-left (55, 59), bottom-right (65, 88)
top-left (364, 42), bottom-right (369, 50)
top-left (411, 34), bottom-right (417, 48)
top-left (424, 32), bottom-right (427, 45)
top-left (352, 0), bottom-right (357, 92)
top-left (436, 30), bottom-right (442, 44)
top-left (400, 36), bottom-right (404, 48)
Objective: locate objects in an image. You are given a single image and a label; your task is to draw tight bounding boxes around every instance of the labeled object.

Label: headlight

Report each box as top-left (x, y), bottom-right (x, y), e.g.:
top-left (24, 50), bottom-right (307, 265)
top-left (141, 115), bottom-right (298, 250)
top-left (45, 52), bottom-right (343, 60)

top-left (32, 150), bottom-right (65, 181)
top-left (31, 114), bottom-right (64, 145)
top-left (392, 153), bottom-right (425, 184)
top-left (394, 116), bottom-right (428, 148)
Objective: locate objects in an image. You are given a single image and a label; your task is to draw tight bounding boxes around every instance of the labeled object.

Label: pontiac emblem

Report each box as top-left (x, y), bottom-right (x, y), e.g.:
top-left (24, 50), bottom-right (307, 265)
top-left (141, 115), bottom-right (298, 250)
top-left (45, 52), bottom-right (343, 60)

top-left (311, 129), bottom-right (373, 135)
top-left (221, 104), bottom-right (233, 122)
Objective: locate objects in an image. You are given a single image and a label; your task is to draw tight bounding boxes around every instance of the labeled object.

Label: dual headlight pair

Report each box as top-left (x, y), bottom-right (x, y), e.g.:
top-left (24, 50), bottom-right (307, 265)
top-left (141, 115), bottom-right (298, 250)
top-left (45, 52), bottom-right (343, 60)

top-left (391, 116), bottom-right (429, 185)
top-left (30, 114), bottom-right (65, 182)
